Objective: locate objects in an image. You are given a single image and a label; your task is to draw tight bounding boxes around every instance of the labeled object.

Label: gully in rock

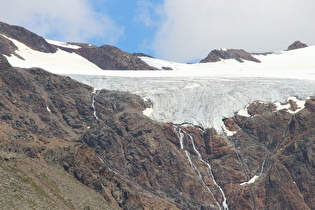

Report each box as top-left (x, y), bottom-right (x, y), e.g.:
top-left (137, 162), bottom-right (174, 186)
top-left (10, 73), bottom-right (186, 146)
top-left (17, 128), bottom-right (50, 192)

top-left (256, 115), bottom-right (293, 180)
top-left (96, 155), bottom-right (118, 175)
top-left (237, 114), bottom-right (295, 209)
top-left (173, 125), bottom-right (229, 210)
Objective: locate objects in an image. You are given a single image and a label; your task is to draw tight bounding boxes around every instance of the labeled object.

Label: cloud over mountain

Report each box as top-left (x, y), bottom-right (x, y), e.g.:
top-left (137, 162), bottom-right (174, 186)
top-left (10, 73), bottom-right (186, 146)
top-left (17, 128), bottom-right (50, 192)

top-left (153, 0), bottom-right (315, 62)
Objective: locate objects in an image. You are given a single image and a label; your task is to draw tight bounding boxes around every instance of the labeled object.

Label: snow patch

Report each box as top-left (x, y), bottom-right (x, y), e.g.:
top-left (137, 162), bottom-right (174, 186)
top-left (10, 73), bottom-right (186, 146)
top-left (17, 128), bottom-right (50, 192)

top-left (46, 40), bottom-right (81, 49)
top-left (274, 102), bottom-right (291, 110)
top-left (240, 175), bottom-right (260, 186)
top-left (46, 106), bottom-right (51, 113)
top-left (143, 107), bottom-right (154, 117)
top-left (287, 97), bottom-right (307, 114)
top-left (237, 105), bottom-right (251, 117)
top-left (275, 97), bottom-right (308, 114)
top-left (222, 125), bottom-right (237, 136)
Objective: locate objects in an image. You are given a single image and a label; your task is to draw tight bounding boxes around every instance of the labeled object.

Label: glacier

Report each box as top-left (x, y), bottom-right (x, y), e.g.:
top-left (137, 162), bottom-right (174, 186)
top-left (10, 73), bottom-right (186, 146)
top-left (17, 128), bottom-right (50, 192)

top-left (67, 74), bottom-right (315, 131)
top-left (3, 35), bottom-right (315, 132)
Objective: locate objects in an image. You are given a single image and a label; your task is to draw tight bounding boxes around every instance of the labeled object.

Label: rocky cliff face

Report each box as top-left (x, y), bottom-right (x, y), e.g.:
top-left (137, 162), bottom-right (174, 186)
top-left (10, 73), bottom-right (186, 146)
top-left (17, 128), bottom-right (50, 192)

top-left (1, 53), bottom-right (314, 209)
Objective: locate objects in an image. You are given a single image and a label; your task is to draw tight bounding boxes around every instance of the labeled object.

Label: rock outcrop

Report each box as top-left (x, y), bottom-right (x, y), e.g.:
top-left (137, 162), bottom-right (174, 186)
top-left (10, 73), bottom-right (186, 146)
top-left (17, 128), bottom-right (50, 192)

top-left (0, 35), bottom-right (18, 56)
top-left (200, 49), bottom-right (261, 63)
top-left (287, 41), bottom-right (308, 51)
top-left (133, 52), bottom-right (154, 58)
top-left (74, 44), bottom-right (158, 70)
top-left (0, 21), bottom-right (56, 53)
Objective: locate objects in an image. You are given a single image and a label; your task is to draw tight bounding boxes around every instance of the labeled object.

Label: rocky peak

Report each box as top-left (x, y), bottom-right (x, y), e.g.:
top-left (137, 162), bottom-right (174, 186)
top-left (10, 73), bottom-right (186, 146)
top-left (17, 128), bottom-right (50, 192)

top-left (0, 22), bottom-right (56, 53)
top-left (200, 48), bottom-right (261, 63)
top-left (75, 44), bottom-right (158, 70)
top-left (132, 52), bottom-right (154, 58)
top-left (287, 40), bottom-right (308, 51)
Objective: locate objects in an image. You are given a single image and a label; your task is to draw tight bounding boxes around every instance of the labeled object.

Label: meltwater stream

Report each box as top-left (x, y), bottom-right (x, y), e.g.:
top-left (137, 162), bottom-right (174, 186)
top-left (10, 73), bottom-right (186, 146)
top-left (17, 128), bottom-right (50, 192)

top-left (91, 88), bottom-right (101, 120)
top-left (173, 125), bottom-right (229, 210)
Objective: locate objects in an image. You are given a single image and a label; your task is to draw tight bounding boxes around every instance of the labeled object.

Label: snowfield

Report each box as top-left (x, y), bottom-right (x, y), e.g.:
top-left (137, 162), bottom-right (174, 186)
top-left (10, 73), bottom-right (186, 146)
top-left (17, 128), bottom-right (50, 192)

top-left (3, 35), bottom-right (315, 132)
top-left (2, 35), bottom-right (104, 75)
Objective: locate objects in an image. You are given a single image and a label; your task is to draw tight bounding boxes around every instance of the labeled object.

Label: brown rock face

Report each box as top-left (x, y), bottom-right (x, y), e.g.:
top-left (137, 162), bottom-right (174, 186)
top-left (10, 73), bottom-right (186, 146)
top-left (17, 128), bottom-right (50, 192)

top-left (75, 44), bottom-right (158, 70)
top-left (132, 52), bottom-right (154, 58)
top-left (200, 49), bottom-right (261, 63)
top-left (0, 54), bottom-right (314, 209)
top-left (0, 22), bottom-right (56, 53)
top-left (0, 35), bottom-right (18, 57)
top-left (287, 41), bottom-right (308, 51)
top-left (0, 56), bottom-right (95, 139)
top-left (247, 101), bottom-right (277, 116)
top-left (229, 98), bottom-right (315, 209)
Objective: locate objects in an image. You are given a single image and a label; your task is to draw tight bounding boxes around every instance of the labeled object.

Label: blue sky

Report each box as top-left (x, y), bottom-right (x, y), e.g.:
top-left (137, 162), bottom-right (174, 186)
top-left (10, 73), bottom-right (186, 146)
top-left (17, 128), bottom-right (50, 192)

top-left (1, 0), bottom-right (315, 62)
top-left (91, 0), bottom-right (163, 55)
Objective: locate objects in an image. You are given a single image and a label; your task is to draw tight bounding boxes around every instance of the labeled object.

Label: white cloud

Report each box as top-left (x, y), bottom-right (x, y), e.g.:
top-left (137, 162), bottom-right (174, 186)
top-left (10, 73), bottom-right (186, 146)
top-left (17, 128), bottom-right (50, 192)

top-left (135, 0), bottom-right (156, 27)
top-left (0, 0), bottom-right (123, 45)
top-left (153, 0), bottom-right (315, 62)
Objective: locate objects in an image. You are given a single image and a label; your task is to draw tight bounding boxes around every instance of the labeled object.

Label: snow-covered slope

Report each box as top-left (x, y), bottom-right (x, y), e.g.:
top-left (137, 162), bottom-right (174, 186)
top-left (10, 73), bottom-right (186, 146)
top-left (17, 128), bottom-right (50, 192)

top-left (3, 35), bottom-right (315, 132)
top-left (138, 46), bottom-right (315, 80)
top-left (1, 35), bottom-right (104, 75)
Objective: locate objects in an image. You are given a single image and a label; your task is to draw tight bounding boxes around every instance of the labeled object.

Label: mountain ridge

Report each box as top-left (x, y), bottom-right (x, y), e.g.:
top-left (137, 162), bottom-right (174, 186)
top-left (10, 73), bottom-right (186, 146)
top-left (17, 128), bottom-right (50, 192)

top-left (1, 22), bottom-right (311, 70)
top-left (0, 22), bottom-right (156, 70)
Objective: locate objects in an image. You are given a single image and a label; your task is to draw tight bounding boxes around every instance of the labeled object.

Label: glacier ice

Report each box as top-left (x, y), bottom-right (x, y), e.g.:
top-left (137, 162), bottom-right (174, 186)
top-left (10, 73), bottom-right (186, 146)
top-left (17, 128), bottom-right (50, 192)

top-left (68, 75), bottom-right (315, 132)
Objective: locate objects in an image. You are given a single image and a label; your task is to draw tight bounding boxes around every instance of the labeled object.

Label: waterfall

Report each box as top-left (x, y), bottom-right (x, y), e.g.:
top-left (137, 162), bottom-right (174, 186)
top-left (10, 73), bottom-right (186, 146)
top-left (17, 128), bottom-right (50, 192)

top-left (173, 125), bottom-right (229, 210)
top-left (92, 88), bottom-right (101, 120)
top-left (186, 132), bottom-right (229, 209)
top-left (97, 155), bottom-right (118, 175)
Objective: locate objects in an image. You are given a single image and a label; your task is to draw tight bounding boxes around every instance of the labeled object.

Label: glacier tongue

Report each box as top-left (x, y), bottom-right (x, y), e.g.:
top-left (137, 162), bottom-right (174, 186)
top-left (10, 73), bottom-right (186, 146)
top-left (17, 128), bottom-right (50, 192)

top-left (67, 75), bottom-right (315, 132)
